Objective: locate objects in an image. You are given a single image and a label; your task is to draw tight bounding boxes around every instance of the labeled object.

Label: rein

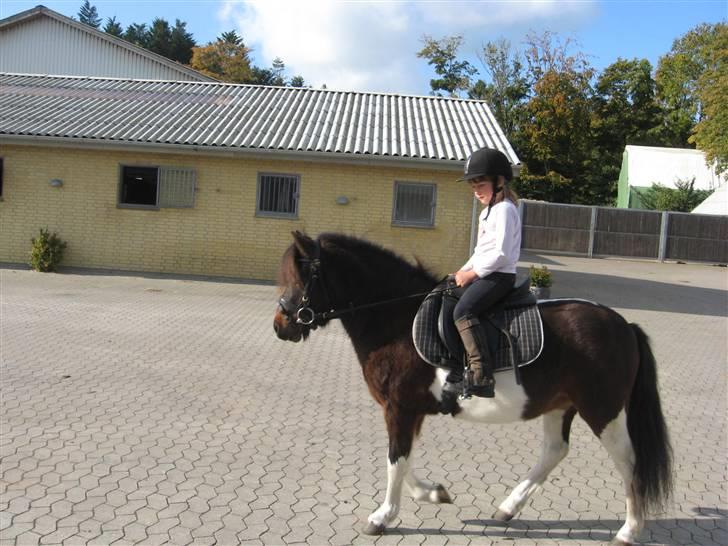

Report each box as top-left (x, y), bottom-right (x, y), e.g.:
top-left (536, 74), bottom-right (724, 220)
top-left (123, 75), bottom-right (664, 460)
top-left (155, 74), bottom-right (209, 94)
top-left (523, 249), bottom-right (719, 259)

top-left (280, 240), bottom-right (451, 326)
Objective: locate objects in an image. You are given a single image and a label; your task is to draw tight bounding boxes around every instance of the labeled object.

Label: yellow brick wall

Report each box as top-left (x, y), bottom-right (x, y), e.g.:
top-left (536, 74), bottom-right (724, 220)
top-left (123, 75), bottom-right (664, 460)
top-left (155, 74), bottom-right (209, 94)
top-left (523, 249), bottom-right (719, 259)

top-left (0, 144), bottom-right (475, 281)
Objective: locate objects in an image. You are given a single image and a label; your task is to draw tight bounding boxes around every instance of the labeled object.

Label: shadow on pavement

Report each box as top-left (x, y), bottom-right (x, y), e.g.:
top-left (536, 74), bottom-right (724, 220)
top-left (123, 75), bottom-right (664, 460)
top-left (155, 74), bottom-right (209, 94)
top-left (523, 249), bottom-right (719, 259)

top-left (516, 268), bottom-right (727, 318)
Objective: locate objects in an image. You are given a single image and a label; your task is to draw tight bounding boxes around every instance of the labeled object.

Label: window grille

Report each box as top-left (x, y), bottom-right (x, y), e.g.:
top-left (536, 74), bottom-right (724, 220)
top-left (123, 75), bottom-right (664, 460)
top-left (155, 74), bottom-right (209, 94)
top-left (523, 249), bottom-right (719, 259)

top-left (392, 182), bottom-right (436, 227)
top-left (257, 173), bottom-right (300, 218)
top-left (159, 167), bottom-right (196, 208)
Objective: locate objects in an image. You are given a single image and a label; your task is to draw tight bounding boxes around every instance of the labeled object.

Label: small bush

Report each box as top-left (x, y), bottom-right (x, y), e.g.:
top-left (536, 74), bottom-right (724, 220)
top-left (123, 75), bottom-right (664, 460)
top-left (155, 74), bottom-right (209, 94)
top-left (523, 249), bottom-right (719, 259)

top-left (529, 265), bottom-right (553, 288)
top-left (29, 228), bottom-right (67, 272)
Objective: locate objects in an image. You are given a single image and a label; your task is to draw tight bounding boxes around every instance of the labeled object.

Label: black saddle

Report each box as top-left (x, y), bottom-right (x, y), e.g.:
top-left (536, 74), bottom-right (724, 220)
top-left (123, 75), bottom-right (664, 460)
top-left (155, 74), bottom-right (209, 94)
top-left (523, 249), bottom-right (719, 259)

top-left (412, 278), bottom-right (543, 381)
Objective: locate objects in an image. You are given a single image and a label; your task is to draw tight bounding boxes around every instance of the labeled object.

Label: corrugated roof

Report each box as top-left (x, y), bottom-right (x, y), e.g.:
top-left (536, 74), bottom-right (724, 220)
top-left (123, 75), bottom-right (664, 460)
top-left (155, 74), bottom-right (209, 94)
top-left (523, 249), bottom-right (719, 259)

top-left (0, 73), bottom-right (520, 166)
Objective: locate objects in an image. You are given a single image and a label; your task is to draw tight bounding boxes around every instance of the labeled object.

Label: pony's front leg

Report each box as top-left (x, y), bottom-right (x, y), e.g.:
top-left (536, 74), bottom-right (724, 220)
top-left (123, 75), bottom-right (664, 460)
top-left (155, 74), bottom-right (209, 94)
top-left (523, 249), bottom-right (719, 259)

top-left (404, 468), bottom-right (452, 504)
top-left (362, 409), bottom-right (423, 535)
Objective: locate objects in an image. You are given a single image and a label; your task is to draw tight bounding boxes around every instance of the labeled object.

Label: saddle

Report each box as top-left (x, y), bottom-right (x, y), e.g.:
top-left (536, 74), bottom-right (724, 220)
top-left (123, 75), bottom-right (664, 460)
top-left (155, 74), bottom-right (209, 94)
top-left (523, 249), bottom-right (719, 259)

top-left (412, 278), bottom-right (544, 383)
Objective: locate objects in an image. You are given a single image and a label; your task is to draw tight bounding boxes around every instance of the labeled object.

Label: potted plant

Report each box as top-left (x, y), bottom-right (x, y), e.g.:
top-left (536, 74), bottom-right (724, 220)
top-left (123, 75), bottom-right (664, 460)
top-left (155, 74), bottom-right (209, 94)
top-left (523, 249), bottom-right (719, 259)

top-left (529, 265), bottom-right (552, 299)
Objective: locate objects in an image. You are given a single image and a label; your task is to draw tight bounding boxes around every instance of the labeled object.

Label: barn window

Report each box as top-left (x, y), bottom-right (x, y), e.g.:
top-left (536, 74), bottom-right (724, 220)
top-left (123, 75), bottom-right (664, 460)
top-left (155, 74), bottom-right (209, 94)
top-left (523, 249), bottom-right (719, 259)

top-left (392, 182), bottom-right (436, 227)
top-left (256, 173), bottom-right (300, 218)
top-left (119, 165), bottom-right (196, 209)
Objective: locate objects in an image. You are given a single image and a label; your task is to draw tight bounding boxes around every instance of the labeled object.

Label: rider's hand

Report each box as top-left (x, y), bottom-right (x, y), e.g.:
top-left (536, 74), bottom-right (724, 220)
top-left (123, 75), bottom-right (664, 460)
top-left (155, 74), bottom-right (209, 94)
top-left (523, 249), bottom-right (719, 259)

top-left (454, 269), bottom-right (479, 288)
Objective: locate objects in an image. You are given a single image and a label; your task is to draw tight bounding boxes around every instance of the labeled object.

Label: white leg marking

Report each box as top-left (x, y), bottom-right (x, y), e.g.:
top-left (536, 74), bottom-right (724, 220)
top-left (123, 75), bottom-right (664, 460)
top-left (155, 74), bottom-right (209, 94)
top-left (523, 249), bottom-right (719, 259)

top-left (430, 368), bottom-right (529, 424)
top-left (599, 409), bottom-right (642, 545)
top-left (368, 456), bottom-right (407, 527)
top-left (497, 409), bottom-right (571, 517)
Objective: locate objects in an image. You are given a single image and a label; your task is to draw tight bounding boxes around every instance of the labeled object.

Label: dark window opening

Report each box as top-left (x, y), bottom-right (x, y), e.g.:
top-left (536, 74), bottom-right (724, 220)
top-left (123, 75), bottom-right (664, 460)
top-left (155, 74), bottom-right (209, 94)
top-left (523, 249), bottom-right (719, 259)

top-left (120, 166), bottom-right (158, 206)
top-left (257, 173), bottom-right (300, 218)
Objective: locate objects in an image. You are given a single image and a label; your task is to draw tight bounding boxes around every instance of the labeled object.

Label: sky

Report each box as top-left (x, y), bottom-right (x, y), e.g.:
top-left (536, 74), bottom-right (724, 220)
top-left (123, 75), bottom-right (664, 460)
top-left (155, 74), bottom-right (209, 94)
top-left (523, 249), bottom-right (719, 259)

top-left (1, 0), bottom-right (726, 94)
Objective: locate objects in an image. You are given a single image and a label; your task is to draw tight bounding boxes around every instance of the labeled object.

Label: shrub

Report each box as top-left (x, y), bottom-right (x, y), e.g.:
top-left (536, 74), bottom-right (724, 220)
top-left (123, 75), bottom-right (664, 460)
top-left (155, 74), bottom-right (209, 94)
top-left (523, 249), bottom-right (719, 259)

top-left (29, 228), bottom-right (67, 272)
top-left (529, 265), bottom-right (553, 288)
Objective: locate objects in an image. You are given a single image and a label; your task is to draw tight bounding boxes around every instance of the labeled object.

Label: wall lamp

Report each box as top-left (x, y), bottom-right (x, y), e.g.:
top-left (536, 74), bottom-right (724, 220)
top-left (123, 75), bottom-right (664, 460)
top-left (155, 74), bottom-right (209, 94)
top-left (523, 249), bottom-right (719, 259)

top-left (49, 178), bottom-right (63, 188)
top-left (335, 196), bottom-right (349, 205)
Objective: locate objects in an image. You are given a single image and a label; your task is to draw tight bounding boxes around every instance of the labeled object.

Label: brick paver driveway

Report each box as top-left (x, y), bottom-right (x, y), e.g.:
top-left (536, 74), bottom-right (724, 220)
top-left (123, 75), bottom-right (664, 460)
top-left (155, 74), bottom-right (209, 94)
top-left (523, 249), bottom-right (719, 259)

top-left (1, 254), bottom-right (726, 545)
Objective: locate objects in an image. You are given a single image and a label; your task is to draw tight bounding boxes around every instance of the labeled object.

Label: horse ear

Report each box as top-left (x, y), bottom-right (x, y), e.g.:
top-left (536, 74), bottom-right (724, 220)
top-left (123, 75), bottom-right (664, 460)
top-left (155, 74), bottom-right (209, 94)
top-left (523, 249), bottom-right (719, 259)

top-left (291, 230), bottom-right (316, 258)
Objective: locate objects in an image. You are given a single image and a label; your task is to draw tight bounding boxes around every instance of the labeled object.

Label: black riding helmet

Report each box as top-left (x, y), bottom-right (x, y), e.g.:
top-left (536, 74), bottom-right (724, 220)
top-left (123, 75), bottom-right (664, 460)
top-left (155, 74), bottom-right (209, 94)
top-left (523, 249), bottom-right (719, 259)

top-left (457, 147), bottom-right (513, 183)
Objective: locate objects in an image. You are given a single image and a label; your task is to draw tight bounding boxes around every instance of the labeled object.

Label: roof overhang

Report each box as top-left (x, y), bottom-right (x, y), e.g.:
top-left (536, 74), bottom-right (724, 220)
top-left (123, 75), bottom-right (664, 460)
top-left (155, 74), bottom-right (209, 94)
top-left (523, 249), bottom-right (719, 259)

top-left (0, 134), bottom-right (479, 173)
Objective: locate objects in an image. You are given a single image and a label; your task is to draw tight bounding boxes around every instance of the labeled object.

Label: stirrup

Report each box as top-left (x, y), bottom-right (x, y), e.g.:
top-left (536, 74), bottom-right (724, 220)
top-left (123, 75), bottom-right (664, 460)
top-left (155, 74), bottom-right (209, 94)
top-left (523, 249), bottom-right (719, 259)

top-left (467, 378), bottom-right (495, 398)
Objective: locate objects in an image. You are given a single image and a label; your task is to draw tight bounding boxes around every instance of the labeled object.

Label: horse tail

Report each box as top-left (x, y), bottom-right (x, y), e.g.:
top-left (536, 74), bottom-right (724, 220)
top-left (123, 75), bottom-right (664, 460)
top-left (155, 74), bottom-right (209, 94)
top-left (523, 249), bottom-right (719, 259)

top-left (627, 323), bottom-right (674, 517)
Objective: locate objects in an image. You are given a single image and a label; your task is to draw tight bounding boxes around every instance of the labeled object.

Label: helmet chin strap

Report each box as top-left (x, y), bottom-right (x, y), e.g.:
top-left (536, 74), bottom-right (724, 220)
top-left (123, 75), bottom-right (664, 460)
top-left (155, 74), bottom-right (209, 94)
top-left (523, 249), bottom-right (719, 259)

top-left (484, 181), bottom-right (505, 221)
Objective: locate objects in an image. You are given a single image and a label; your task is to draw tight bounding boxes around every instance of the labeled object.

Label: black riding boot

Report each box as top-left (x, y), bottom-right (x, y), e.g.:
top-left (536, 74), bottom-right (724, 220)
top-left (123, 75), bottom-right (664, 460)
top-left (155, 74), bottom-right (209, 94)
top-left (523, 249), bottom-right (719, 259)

top-left (455, 316), bottom-right (495, 398)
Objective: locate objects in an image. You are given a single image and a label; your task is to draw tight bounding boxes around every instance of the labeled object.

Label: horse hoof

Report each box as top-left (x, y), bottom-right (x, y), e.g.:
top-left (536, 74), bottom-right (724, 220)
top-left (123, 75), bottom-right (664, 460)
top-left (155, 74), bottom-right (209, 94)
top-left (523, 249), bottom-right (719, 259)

top-left (493, 509), bottom-right (514, 522)
top-left (436, 485), bottom-right (453, 504)
top-left (362, 522), bottom-right (386, 536)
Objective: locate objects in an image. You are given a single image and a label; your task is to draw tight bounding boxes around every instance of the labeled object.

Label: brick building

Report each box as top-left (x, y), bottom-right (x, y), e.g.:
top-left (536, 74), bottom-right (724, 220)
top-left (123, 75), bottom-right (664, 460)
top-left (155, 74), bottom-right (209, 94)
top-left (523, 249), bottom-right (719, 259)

top-left (0, 73), bottom-right (519, 281)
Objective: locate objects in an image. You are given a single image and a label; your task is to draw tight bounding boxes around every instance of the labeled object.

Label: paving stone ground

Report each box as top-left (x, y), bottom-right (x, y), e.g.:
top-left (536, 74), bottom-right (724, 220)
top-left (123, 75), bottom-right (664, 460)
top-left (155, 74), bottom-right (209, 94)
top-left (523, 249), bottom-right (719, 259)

top-left (1, 253), bottom-right (726, 546)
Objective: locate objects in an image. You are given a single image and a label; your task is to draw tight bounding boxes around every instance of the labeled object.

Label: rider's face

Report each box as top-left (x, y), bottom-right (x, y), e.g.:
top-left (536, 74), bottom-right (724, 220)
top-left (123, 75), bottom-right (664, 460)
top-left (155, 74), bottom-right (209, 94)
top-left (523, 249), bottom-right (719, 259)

top-left (469, 178), bottom-right (494, 204)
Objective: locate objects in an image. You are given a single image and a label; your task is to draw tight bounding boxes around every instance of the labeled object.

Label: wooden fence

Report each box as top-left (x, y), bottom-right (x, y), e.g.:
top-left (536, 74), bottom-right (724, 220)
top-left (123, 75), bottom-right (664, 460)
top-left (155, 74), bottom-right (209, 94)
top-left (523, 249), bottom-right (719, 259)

top-left (519, 200), bottom-right (728, 264)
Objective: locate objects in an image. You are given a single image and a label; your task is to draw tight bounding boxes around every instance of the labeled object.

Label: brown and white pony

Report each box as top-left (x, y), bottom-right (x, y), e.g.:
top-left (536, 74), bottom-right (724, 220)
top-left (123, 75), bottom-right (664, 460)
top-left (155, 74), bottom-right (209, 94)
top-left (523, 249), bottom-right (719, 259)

top-left (273, 232), bottom-right (673, 545)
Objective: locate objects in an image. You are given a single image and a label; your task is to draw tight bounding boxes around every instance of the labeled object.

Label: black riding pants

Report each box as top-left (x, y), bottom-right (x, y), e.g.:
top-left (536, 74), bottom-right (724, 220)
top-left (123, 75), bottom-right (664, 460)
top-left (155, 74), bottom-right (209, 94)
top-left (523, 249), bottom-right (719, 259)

top-left (453, 272), bottom-right (516, 321)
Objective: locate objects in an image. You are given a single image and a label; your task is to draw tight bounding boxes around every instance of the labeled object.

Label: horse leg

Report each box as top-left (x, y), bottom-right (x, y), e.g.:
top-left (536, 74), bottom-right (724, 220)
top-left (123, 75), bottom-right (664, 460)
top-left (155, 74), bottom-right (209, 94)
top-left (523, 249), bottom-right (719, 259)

top-left (363, 409), bottom-right (427, 535)
top-left (404, 467), bottom-right (452, 504)
top-left (598, 409), bottom-right (643, 546)
top-left (495, 407), bottom-right (576, 521)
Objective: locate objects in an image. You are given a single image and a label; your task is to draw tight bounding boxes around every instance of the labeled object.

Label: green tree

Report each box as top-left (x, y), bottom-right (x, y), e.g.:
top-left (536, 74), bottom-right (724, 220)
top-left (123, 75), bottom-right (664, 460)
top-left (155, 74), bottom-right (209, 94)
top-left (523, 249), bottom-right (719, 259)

top-left (587, 58), bottom-right (664, 204)
top-left (640, 179), bottom-right (713, 212)
top-left (290, 75), bottom-right (306, 88)
top-left (78, 0), bottom-right (101, 28)
top-left (169, 19), bottom-right (196, 64)
top-left (220, 30), bottom-right (243, 46)
top-left (124, 23), bottom-right (149, 48)
top-left (655, 23), bottom-right (723, 146)
top-left (469, 39), bottom-right (529, 145)
top-left (417, 35), bottom-right (477, 97)
top-left (190, 36), bottom-right (253, 82)
top-left (691, 24), bottom-right (728, 174)
top-left (147, 18), bottom-right (173, 59)
top-left (103, 16), bottom-right (123, 38)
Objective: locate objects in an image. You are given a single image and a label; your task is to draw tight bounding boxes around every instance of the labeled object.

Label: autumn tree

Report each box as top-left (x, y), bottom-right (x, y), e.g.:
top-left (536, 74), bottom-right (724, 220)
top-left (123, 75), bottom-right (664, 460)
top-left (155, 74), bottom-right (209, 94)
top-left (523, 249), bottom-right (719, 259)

top-left (190, 34), bottom-right (254, 82)
top-left (417, 35), bottom-right (477, 97)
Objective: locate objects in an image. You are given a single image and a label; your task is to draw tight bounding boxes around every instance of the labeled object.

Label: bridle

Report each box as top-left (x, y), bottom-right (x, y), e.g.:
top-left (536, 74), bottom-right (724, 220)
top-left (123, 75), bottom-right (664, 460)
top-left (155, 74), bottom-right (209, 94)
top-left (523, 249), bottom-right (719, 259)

top-left (278, 239), bottom-right (451, 326)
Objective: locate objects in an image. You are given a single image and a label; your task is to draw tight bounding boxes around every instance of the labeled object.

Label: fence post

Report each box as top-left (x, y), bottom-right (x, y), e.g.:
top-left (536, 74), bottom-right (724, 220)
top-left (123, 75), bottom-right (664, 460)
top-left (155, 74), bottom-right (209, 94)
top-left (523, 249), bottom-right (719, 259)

top-left (658, 211), bottom-right (670, 262)
top-left (588, 206), bottom-right (598, 258)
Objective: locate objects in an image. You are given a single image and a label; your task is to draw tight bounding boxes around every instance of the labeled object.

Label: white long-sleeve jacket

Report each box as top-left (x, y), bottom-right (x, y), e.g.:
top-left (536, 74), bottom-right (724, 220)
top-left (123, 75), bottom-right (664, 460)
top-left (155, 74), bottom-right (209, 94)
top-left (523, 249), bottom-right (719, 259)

top-left (461, 200), bottom-right (521, 278)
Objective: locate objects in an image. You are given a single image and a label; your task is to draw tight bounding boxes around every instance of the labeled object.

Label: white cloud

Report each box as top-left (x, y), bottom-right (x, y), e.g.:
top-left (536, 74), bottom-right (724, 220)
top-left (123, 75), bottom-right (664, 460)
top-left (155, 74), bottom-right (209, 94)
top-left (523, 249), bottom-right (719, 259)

top-left (219, 0), bottom-right (595, 94)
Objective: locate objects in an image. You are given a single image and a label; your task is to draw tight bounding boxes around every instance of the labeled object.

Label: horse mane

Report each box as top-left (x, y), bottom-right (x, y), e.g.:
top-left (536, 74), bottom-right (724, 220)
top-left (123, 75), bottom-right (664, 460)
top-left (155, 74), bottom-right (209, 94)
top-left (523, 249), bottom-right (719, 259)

top-left (317, 233), bottom-right (439, 294)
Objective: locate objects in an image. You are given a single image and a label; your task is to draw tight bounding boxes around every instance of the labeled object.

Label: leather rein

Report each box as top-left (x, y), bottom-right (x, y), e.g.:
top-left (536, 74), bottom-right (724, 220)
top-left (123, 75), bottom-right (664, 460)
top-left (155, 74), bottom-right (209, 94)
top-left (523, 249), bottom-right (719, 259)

top-left (279, 241), bottom-right (450, 326)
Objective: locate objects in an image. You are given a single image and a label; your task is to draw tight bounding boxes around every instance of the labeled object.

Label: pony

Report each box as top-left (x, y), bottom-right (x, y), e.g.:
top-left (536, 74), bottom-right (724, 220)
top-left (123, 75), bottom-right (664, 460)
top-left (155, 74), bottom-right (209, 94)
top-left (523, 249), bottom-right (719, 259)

top-left (273, 231), bottom-right (673, 545)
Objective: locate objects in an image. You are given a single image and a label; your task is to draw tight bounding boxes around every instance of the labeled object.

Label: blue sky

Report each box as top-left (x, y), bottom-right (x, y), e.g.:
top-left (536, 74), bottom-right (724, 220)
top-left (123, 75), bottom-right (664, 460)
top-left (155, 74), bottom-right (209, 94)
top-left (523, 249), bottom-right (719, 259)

top-left (2, 0), bottom-right (725, 93)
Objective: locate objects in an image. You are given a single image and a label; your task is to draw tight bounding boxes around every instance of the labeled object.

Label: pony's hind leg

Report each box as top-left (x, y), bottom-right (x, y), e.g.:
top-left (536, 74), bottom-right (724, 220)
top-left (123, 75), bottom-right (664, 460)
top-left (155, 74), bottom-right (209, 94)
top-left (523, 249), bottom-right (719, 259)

top-left (598, 409), bottom-right (643, 546)
top-left (495, 407), bottom-right (576, 520)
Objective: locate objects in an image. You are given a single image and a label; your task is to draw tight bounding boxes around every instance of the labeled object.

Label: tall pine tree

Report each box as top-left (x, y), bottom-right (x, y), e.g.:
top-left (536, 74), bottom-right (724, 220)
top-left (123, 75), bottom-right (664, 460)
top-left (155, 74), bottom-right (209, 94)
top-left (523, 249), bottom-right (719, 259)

top-left (78, 1), bottom-right (101, 29)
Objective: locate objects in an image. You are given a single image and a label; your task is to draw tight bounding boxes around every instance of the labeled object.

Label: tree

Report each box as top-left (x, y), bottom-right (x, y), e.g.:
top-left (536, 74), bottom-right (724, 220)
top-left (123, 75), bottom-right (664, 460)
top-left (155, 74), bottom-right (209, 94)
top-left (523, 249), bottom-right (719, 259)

top-left (520, 32), bottom-right (595, 203)
top-left (290, 75), bottom-right (306, 88)
top-left (124, 23), bottom-right (149, 48)
top-left (78, 0), bottom-right (101, 28)
top-left (220, 30), bottom-right (243, 46)
top-left (190, 36), bottom-right (253, 82)
top-left (169, 19), bottom-right (196, 64)
top-left (146, 18), bottom-right (173, 59)
top-left (655, 23), bottom-right (724, 147)
top-left (640, 179), bottom-right (713, 212)
top-left (469, 39), bottom-right (529, 145)
top-left (417, 35), bottom-right (476, 97)
top-left (103, 16), bottom-right (123, 38)
top-left (587, 58), bottom-right (664, 204)
top-left (690, 23), bottom-right (728, 174)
